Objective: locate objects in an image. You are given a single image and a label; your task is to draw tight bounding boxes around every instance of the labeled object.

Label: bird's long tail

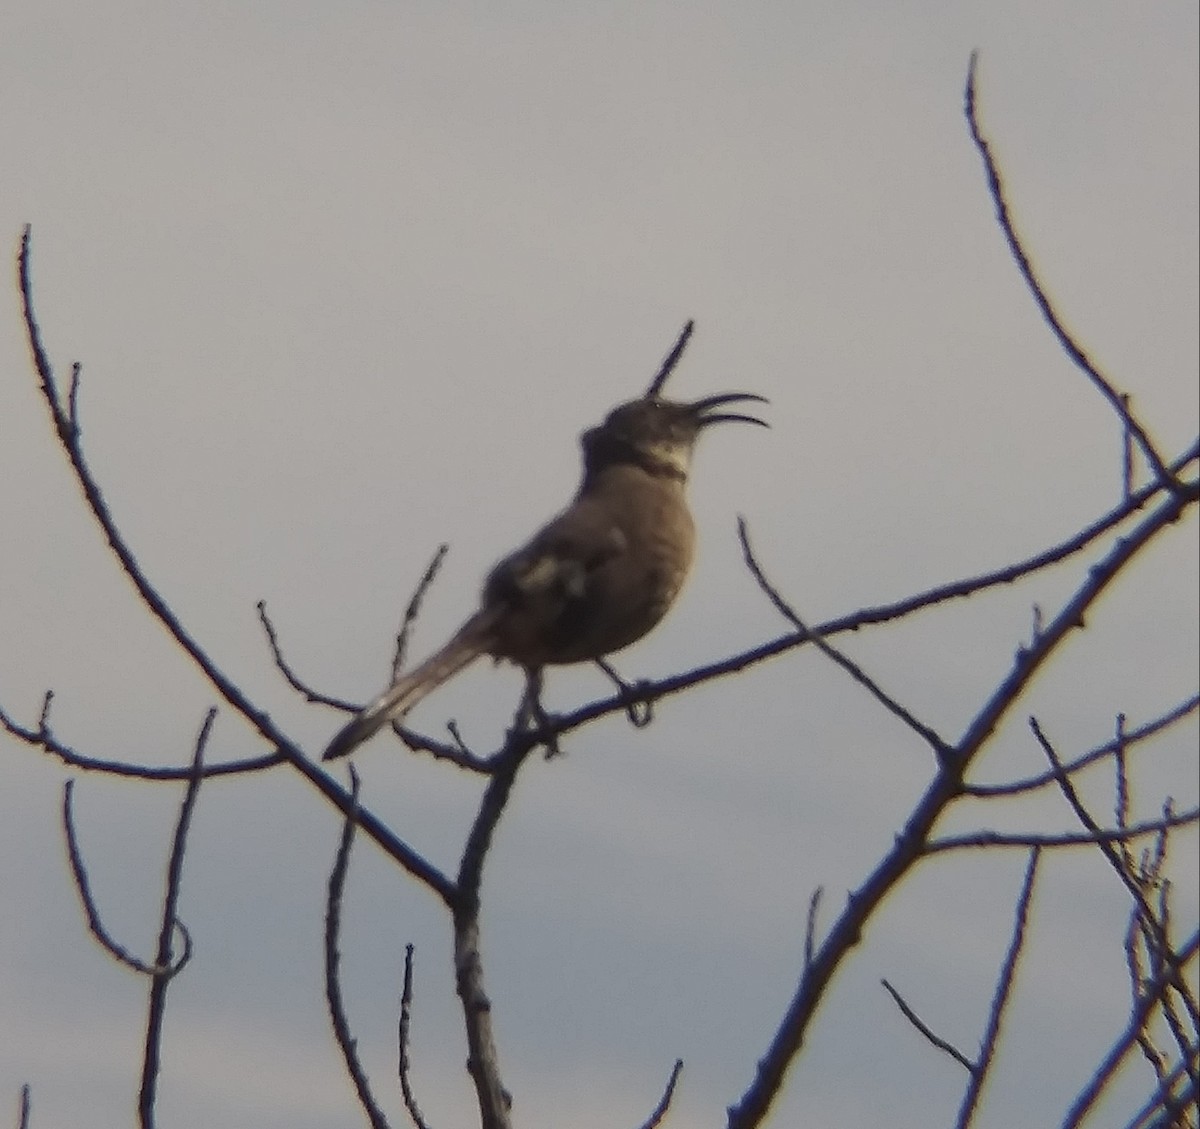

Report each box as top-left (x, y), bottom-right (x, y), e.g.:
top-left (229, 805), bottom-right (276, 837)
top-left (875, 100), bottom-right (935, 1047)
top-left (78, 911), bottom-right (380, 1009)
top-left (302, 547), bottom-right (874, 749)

top-left (321, 611), bottom-right (499, 761)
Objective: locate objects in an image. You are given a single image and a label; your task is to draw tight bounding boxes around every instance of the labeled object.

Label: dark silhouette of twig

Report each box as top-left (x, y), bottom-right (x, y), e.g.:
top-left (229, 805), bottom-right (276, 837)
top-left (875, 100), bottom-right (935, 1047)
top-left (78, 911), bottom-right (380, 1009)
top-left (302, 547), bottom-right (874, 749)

top-left (139, 710), bottom-right (212, 1129)
top-left (452, 741), bottom-right (530, 1129)
top-left (397, 943), bottom-right (430, 1129)
top-left (324, 767), bottom-right (392, 1129)
top-left (881, 979), bottom-right (974, 1071)
top-left (1033, 719), bottom-right (1199, 1029)
top-left (955, 848), bottom-right (1040, 1129)
top-left (1062, 930), bottom-right (1200, 1129)
top-left (963, 696), bottom-right (1199, 798)
top-left (62, 781), bottom-right (193, 978)
top-left (1, 692), bottom-right (287, 779)
top-left (257, 600), bottom-right (358, 710)
top-left (964, 53), bottom-right (1177, 491)
top-left (257, 593), bottom-right (489, 772)
top-left (645, 319), bottom-right (694, 398)
top-left (927, 810), bottom-right (1199, 854)
top-left (636, 1059), bottom-right (684, 1129)
top-left (1123, 1052), bottom-right (1200, 1129)
top-left (738, 516), bottom-right (952, 762)
top-left (391, 544), bottom-right (450, 682)
top-left (17, 1084), bottom-right (30, 1129)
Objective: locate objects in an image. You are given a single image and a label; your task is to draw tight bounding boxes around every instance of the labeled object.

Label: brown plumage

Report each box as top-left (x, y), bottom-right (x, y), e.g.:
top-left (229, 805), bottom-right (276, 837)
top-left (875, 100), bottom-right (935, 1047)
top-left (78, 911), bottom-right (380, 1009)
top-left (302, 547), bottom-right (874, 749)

top-left (322, 391), bottom-right (767, 761)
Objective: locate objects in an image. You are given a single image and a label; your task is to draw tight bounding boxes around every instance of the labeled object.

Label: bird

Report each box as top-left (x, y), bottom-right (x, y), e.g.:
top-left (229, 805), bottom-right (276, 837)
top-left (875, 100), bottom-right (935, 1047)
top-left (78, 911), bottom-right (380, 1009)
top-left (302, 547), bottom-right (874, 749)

top-left (321, 385), bottom-right (767, 761)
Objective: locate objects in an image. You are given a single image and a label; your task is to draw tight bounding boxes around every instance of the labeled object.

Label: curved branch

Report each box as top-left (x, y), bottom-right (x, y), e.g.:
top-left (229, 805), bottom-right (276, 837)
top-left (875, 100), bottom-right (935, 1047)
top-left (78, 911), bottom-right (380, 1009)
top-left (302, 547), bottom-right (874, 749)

top-left (964, 54), bottom-right (1179, 491)
top-left (727, 482), bottom-right (1196, 1128)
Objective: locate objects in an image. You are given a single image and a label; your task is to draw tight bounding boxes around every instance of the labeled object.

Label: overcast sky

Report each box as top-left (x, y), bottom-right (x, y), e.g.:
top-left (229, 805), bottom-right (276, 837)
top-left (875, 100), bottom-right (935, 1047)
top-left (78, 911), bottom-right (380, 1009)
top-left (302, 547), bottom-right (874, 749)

top-left (1, 4), bottom-right (1196, 1129)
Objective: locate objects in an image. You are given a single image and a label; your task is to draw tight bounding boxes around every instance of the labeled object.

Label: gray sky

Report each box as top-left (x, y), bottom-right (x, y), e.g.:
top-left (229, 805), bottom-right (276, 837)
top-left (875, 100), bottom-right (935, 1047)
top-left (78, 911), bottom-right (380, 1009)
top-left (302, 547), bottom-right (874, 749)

top-left (1, 4), bottom-right (1196, 1128)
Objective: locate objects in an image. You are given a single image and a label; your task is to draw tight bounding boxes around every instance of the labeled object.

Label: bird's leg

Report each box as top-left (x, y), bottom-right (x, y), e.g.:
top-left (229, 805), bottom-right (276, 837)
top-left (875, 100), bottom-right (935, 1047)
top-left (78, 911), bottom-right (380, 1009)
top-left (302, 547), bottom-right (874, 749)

top-left (593, 658), bottom-right (654, 729)
top-left (515, 667), bottom-right (563, 758)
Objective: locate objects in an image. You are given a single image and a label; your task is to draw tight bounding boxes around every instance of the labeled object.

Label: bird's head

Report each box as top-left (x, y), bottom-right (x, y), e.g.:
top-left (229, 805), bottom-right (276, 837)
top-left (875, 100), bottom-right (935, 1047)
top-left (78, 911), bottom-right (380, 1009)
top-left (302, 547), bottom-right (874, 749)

top-left (581, 392), bottom-right (769, 482)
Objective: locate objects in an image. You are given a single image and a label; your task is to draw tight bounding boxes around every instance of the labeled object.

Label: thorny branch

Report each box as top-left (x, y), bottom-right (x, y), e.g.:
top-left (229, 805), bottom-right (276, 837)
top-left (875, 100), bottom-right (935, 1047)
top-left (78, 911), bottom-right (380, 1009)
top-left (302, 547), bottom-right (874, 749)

top-left (324, 767), bottom-right (392, 1129)
top-left (398, 944), bottom-right (431, 1129)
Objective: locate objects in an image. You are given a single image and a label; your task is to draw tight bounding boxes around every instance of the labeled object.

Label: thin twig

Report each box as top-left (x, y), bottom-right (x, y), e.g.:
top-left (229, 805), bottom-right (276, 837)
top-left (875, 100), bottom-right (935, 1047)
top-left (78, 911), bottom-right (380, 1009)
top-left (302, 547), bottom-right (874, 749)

top-left (18, 1084), bottom-right (30, 1129)
top-left (1123, 1051), bottom-right (1200, 1129)
top-left (964, 695), bottom-right (1199, 798)
top-left (636, 1059), bottom-right (685, 1129)
top-left (1062, 930), bottom-right (1200, 1129)
top-left (0, 696), bottom-right (288, 778)
top-left (324, 767), bottom-right (392, 1129)
top-left (955, 847), bottom-right (1040, 1129)
top-left (62, 782), bottom-right (192, 978)
top-left (738, 517), bottom-right (953, 762)
top-left (392, 544), bottom-right (450, 682)
top-left (1033, 719), bottom-right (1198, 1027)
top-left (397, 944), bottom-right (430, 1129)
top-left (139, 709), bottom-right (213, 1129)
top-left (645, 320), bottom-right (695, 398)
top-left (964, 54), bottom-right (1178, 491)
top-left (257, 601), bottom-right (359, 709)
top-left (881, 979), bottom-right (974, 1071)
top-left (927, 810), bottom-right (1199, 854)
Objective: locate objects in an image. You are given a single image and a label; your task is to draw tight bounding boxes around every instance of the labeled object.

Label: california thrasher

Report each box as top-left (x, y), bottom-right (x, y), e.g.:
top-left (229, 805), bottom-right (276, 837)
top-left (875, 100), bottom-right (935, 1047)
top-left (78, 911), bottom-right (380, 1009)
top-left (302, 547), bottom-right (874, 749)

top-left (322, 386), bottom-right (767, 761)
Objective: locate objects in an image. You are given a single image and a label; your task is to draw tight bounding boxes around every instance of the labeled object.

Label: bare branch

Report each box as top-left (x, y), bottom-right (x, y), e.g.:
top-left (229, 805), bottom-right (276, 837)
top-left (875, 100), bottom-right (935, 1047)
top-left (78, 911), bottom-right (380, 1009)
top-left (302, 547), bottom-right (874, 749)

top-left (963, 57), bottom-right (1179, 491)
top-left (17, 1084), bottom-right (30, 1129)
top-left (636, 1059), bottom-right (684, 1129)
top-left (644, 320), bottom-right (695, 398)
top-left (62, 781), bottom-right (191, 978)
top-left (956, 847), bottom-right (1040, 1128)
top-left (1123, 1051), bottom-right (1200, 1129)
top-left (16, 227), bottom-right (456, 903)
top-left (1, 695), bottom-right (287, 780)
top-left (1033, 719), bottom-right (1199, 1028)
top-left (881, 979), bottom-right (974, 1072)
top-left (927, 810), bottom-right (1199, 854)
top-left (258, 600), bottom-right (359, 710)
top-left (1062, 930), bottom-right (1200, 1129)
top-left (139, 710), bottom-right (213, 1129)
top-left (738, 517), bottom-right (952, 761)
top-left (397, 943), bottom-right (430, 1129)
top-left (395, 723), bottom-right (492, 772)
top-left (728, 482), bottom-right (1195, 1129)
top-left (453, 740), bottom-right (532, 1129)
top-left (324, 767), bottom-right (392, 1129)
top-left (964, 696), bottom-right (1199, 798)
top-left (392, 544), bottom-right (450, 682)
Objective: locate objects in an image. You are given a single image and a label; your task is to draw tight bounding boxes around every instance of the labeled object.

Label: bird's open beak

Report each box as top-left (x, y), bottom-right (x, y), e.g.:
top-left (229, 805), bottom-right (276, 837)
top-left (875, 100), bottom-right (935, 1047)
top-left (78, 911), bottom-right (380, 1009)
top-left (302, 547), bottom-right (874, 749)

top-left (689, 392), bottom-right (770, 429)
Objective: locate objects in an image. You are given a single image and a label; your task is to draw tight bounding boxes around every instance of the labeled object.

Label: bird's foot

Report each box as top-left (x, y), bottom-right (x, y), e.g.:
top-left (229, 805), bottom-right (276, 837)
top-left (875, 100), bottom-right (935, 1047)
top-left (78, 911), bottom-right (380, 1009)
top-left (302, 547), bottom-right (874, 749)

top-left (594, 659), bottom-right (654, 728)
